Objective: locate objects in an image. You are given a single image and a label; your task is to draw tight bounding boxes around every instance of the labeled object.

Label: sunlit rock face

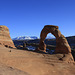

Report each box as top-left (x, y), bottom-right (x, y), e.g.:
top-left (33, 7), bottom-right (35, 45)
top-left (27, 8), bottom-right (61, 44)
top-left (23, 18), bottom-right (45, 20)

top-left (0, 25), bottom-right (15, 48)
top-left (38, 25), bottom-right (71, 54)
top-left (36, 25), bottom-right (74, 62)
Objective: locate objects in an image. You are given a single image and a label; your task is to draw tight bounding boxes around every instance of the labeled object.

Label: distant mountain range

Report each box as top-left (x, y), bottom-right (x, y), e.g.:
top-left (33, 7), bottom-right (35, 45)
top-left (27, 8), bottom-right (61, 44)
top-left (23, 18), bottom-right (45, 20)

top-left (12, 36), bottom-right (39, 40)
top-left (13, 36), bottom-right (75, 49)
top-left (12, 36), bottom-right (55, 40)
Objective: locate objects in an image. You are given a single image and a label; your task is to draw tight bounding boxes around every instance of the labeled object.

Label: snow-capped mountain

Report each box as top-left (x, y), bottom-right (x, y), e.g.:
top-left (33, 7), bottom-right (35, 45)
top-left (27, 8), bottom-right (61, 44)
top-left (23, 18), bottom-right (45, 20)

top-left (12, 35), bottom-right (55, 40)
top-left (12, 36), bottom-right (39, 40)
top-left (46, 36), bottom-right (55, 39)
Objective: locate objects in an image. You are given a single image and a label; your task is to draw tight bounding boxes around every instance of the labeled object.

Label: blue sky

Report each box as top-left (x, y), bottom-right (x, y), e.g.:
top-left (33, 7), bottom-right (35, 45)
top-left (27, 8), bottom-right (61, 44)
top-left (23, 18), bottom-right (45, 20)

top-left (0, 0), bottom-right (75, 38)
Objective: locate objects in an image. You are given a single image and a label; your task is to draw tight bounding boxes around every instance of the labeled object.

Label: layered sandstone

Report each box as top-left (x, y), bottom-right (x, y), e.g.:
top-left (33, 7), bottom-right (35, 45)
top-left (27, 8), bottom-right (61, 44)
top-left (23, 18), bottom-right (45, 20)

top-left (0, 25), bottom-right (15, 48)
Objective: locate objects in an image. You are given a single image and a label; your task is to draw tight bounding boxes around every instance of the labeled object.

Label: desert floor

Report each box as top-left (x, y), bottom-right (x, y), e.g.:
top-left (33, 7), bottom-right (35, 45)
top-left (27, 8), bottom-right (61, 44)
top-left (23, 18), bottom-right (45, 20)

top-left (0, 47), bottom-right (75, 75)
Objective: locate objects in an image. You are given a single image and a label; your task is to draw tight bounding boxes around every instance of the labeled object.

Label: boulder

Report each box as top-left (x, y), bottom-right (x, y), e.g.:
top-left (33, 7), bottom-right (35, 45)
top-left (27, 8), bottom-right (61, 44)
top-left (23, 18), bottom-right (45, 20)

top-left (0, 25), bottom-right (15, 48)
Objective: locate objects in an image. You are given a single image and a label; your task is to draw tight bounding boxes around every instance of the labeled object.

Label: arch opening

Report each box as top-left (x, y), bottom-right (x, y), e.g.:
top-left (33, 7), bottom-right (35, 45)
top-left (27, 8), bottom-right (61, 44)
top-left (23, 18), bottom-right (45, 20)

top-left (45, 33), bottom-right (56, 54)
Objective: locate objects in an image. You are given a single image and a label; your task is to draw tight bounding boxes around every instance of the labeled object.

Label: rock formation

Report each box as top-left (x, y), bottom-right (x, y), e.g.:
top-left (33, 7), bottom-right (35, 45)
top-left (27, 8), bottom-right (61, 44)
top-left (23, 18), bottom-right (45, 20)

top-left (0, 25), bottom-right (15, 48)
top-left (37, 25), bottom-right (74, 62)
top-left (23, 42), bottom-right (26, 49)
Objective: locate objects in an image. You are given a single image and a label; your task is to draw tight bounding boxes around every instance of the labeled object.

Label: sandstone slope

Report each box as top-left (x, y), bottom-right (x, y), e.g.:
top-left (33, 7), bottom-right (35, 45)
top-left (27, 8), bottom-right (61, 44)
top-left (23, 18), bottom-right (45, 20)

top-left (0, 47), bottom-right (75, 75)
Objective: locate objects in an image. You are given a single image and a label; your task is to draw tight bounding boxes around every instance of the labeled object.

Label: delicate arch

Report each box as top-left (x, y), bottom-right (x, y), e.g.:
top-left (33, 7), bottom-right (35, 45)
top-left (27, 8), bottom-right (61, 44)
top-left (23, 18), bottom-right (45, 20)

top-left (37, 25), bottom-right (71, 54)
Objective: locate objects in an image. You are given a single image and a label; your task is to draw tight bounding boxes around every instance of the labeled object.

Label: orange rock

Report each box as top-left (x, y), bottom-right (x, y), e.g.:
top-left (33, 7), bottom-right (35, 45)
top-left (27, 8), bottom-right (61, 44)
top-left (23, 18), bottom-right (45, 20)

top-left (37, 25), bottom-right (74, 62)
top-left (38, 25), bottom-right (71, 54)
top-left (0, 25), bottom-right (15, 48)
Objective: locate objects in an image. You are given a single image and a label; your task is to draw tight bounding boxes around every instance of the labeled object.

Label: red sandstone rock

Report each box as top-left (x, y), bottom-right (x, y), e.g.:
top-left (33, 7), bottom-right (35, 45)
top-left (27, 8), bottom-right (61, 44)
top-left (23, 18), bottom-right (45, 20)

top-left (38, 25), bottom-right (71, 53)
top-left (37, 25), bottom-right (74, 62)
top-left (0, 25), bottom-right (15, 48)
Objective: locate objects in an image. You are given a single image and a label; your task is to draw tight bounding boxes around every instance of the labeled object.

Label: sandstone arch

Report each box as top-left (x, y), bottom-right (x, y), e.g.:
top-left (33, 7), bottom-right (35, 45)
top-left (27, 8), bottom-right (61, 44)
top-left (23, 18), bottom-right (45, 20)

top-left (38, 25), bottom-right (71, 54)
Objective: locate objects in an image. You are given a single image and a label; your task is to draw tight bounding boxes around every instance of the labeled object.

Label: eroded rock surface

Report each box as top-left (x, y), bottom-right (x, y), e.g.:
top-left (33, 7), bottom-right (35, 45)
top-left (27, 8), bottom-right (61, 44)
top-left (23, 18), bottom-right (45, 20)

top-left (0, 47), bottom-right (75, 75)
top-left (37, 25), bottom-right (74, 62)
top-left (0, 25), bottom-right (15, 48)
top-left (0, 63), bottom-right (30, 75)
